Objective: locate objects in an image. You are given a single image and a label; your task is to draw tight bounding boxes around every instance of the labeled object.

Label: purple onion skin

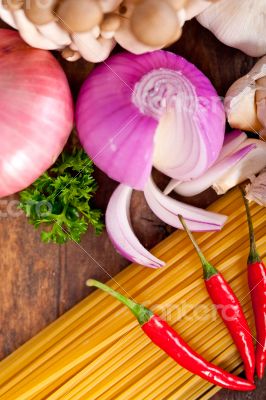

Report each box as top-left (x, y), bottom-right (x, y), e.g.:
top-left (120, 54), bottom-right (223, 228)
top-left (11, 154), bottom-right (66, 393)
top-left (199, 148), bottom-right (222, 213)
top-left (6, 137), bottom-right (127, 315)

top-left (76, 51), bottom-right (225, 190)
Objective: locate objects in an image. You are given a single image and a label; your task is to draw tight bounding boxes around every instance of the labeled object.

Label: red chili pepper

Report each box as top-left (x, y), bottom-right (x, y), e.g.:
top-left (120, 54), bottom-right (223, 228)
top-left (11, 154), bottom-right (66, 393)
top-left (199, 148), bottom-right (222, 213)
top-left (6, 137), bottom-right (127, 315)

top-left (87, 279), bottom-right (255, 391)
top-left (241, 189), bottom-right (266, 379)
top-left (178, 215), bottom-right (255, 383)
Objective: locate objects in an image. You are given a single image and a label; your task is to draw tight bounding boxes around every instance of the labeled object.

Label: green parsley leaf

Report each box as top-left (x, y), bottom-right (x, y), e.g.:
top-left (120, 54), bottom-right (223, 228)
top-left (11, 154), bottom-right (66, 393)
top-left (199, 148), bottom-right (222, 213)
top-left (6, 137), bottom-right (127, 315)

top-left (19, 148), bottom-right (104, 244)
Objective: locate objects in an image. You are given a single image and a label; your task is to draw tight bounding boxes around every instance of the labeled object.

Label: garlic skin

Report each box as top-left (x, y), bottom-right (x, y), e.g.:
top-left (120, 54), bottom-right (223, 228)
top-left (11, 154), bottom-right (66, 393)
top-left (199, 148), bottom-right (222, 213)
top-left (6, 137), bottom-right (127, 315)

top-left (212, 139), bottom-right (266, 195)
top-left (225, 56), bottom-right (266, 137)
top-left (245, 168), bottom-right (266, 207)
top-left (185, 0), bottom-right (213, 20)
top-left (197, 0), bottom-right (266, 57)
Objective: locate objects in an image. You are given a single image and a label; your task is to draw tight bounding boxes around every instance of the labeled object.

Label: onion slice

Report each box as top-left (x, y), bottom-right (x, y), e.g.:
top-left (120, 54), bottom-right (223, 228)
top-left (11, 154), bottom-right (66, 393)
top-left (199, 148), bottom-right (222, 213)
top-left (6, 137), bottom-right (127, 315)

top-left (218, 130), bottom-right (248, 160)
top-left (106, 184), bottom-right (165, 268)
top-left (144, 177), bottom-right (227, 231)
top-left (164, 142), bottom-right (255, 197)
top-left (213, 139), bottom-right (266, 195)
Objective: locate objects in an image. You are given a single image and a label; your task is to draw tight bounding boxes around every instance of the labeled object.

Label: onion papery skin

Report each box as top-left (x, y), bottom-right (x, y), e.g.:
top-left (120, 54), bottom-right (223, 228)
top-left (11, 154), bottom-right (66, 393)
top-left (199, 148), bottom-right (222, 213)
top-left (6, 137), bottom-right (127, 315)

top-left (76, 51), bottom-right (225, 190)
top-left (0, 29), bottom-right (73, 198)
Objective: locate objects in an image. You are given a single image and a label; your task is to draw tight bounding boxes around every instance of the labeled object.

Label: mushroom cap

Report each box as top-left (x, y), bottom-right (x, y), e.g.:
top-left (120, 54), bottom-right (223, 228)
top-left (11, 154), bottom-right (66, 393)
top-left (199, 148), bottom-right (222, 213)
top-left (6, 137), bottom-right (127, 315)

top-left (3, 0), bottom-right (24, 11)
top-left (130, 0), bottom-right (178, 47)
top-left (24, 0), bottom-right (58, 25)
top-left (101, 13), bottom-right (121, 32)
top-left (56, 0), bottom-right (103, 33)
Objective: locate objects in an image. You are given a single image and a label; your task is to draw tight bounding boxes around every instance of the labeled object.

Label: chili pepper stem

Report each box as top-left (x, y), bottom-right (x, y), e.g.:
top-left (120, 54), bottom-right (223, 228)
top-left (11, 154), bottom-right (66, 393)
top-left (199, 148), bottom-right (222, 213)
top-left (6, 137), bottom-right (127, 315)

top-left (86, 279), bottom-right (153, 325)
top-left (178, 215), bottom-right (217, 280)
top-left (240, 187), bottom-right (261, 264)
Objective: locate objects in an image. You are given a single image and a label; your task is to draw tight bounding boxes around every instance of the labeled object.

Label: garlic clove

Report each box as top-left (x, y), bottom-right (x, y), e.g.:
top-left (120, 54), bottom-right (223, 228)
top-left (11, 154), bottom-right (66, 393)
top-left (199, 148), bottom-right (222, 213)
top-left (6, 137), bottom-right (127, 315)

top-left (185, 0), bottom-right (213, 20)
top-left (255, 76), bottom-right (266, 139)
top-left (212, 139), bottom-right (266, 195)
top-left (245, 168), bottom-right (266, 207)
top-left (225, 56), bottom-right (266, 134)
top-left (225, 83), bottom-right (262, 132)
top-left (197, 0), bottom-right (266, 57)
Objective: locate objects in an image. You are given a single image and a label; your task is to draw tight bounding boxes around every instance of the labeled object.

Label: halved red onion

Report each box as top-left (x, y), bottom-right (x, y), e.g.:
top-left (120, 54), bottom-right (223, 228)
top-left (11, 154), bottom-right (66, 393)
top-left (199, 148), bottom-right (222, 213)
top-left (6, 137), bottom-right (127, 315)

top-left (164, 143), bottom-right (255, 197)
top-left (76, 51), bottom-right (225, 190)
top-left (106, 184), bottom-right (165, 268)
top-left (0, 30), bottom-right (73, 197)
top-left (144, 177), bottom-right (227, 231)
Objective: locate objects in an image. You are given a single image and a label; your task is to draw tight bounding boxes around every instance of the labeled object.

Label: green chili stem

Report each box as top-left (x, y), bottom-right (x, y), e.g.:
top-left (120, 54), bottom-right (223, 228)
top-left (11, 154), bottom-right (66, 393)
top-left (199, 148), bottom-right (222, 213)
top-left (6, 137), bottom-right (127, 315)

top-left (86, 279), bottom-right (153, 325)
top-left (178, 215), bottom-right (218, 280)
top-left (239, 187), bottom-right (261, 264)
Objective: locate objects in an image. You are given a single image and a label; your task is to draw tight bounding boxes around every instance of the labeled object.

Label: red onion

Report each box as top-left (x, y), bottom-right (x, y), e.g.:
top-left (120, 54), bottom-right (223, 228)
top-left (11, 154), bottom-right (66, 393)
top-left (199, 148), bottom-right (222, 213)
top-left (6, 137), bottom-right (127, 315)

top-left (0, 29), bottom-right (73, 198)
top-left (76, 51), bottom-right (225, 190)
top-left (106, 184), bottom-right (165, 268)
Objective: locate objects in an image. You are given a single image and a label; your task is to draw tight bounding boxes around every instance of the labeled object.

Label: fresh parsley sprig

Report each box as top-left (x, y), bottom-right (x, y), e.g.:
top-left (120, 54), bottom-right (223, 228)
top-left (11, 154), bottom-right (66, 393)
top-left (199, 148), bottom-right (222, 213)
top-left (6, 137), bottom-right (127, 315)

top-left (19, 148), bottom-right (104, 244)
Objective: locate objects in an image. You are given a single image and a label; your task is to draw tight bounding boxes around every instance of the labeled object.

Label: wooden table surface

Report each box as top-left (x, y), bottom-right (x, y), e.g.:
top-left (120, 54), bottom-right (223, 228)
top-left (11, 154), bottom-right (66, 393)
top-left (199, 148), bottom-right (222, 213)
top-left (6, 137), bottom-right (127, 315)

top-left (0, 19), bottom-right (266, 399)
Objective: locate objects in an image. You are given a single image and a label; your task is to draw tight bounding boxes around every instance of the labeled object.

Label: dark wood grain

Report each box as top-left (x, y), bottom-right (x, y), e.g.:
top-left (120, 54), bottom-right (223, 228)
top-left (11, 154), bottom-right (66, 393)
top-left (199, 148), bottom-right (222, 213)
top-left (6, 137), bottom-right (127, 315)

top-left (0, 18), bottom-right (265, 399)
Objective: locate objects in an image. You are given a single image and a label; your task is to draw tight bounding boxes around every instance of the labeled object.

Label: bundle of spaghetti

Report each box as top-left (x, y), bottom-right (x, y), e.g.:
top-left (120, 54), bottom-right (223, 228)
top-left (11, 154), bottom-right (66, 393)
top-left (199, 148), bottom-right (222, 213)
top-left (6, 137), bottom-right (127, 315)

top-left (0, 189), bottom-right (265, 400)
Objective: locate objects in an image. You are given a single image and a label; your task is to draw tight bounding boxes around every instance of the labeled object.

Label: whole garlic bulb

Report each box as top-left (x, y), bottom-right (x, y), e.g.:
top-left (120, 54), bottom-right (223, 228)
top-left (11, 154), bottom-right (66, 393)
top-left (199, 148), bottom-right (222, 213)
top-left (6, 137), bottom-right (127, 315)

top-left (197, 0), bottom-right (266, 57)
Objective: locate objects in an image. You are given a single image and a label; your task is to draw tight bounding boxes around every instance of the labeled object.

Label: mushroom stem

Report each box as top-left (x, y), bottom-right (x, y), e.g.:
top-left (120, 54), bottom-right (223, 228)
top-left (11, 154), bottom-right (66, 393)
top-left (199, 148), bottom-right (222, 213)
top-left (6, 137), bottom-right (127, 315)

top-left (12, 8), bottom-right (59, 49)
top-left (72, 32), bottom-right (115, 62)
top-left (37, 21), bottom-right (71, 47)
top-left (61, 46), bottom-right (81, 62)
top-left (0, 0), bottom-right (18, 28)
